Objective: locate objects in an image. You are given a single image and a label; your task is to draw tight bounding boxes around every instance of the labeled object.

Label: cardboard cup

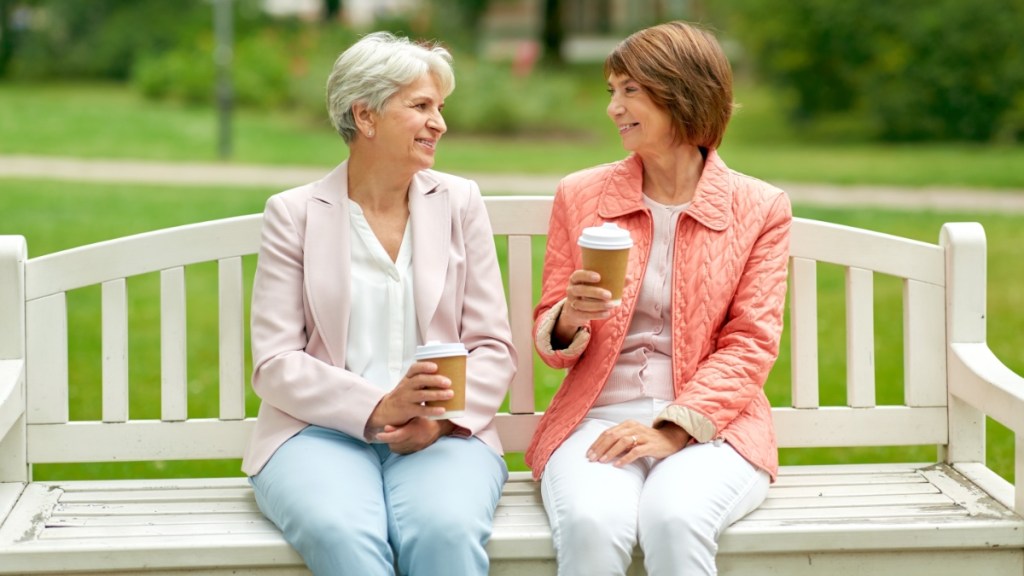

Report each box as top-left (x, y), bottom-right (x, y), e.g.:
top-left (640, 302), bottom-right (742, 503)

top-left (581, 246), bottom-right (631, 305)
top-left (414, 341), bottom-right (467, 420)
top-left (578, 222), bottom-right (633, 306)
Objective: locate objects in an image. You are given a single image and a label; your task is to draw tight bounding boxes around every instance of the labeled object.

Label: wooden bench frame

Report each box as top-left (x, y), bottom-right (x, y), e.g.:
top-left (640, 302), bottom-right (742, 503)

top-left (1, 195), bottom-right (1023, 575)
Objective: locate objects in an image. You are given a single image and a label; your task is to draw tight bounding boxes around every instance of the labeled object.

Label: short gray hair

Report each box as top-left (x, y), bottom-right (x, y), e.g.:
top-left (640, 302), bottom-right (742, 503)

top-left (327, 32), bottom-right (455, 144)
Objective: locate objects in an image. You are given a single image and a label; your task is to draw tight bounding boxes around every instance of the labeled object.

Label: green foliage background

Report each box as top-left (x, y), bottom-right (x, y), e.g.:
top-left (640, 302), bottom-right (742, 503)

top-left (729, 0), bottom-right (1024, 142)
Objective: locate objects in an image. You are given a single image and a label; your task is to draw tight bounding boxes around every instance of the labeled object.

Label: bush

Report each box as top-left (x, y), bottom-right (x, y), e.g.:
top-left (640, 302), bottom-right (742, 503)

top-left (731, 0), bottom-right (1024, 142)
top-left (6, 0), bottom-right (210, 80)
top-left (441, 59), bottom-right (581, 135)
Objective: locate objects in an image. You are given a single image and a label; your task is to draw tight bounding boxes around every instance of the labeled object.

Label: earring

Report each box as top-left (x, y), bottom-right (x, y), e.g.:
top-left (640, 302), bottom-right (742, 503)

top-left (367, 129), bottom-right (375, 137)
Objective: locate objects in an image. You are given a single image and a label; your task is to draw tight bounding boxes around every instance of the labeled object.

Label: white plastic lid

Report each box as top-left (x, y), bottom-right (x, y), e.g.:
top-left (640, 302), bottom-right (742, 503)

top-left (578, 222), bottom-right (633, 250)
top-left (415, 340), bottom-right (468, 360)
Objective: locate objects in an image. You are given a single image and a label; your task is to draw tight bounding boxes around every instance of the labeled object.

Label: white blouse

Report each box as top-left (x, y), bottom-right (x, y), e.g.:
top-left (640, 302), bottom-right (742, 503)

top-left (594, 196), bottom-right (690, 407)
top-left (344, 199), bottom-right (419, 393)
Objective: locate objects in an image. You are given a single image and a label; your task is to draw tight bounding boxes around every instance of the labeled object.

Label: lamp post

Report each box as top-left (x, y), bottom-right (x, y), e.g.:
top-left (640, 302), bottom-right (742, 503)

top-left (214, 0), bottom-right (233, 160)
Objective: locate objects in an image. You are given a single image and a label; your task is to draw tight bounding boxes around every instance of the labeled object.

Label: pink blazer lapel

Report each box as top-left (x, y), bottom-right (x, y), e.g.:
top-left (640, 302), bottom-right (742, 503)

top-left (304, 163), bottom-right (351, 366)
top-left (409, 170), bottom-right (448, 342)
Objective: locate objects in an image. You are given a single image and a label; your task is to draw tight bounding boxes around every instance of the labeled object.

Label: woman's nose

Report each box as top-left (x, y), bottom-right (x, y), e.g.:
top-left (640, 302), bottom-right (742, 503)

top-left (429, 110), bottom-right (447, 134)
top-left (607, 98), bottom-right (623, 118)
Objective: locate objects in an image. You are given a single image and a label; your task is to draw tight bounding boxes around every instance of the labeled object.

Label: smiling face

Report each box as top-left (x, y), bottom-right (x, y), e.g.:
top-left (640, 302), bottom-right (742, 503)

top-left (606, 72), bottom-right (675, 157)
top-left (373, 73), bottom-right (447, 173)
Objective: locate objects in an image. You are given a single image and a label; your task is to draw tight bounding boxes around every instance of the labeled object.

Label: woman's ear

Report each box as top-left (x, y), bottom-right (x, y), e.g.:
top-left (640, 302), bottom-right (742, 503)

top-left (352, 102), bottom-right (376, 139)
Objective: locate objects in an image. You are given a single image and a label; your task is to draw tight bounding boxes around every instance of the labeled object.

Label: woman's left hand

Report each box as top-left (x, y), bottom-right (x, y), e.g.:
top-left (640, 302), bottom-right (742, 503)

top-left (587, 420), bottom-right (691, 467)
top-left (376, 418), bottom-right (455, 454)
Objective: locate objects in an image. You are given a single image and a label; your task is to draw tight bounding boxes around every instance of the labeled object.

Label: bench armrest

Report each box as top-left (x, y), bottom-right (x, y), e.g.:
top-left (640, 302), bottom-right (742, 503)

top-left (949, 341), bottom-right (1024, 513)
top-left (0, 360), bottom-right (25, 442)
top-left (949, 342), bottom-right (1024, 434)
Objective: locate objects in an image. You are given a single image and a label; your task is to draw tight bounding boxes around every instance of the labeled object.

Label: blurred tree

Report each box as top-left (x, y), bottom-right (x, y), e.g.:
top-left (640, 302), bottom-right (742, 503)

top-left (429, 0), bottom-right (490, 53)
top-left (731, 0), bottom-right (1024, 142)
top-left (540, 0), bottom-right (563, 65)
top-left (323, 0), bottom-right (340, 21)
top-left (5, 0), bottom-right (214, 80)
top-left (0, 0), bottom-right (12, 77)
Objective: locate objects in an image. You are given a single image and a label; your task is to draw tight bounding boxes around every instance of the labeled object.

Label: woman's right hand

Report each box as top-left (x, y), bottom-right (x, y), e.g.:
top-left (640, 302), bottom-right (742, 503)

top-left (553, 269), bottom-right (614, 346)
top-left (366, 362), bottom-right (452, 433)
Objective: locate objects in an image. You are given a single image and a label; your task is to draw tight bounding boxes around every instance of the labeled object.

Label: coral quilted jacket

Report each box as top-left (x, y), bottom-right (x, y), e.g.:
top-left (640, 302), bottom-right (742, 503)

top-left (526, 151), bottom-right (791, 481)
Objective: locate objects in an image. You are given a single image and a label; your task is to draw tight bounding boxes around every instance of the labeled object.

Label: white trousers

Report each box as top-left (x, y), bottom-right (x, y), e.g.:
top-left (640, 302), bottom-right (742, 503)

top-left (541, 399), bottom-right (770, 576)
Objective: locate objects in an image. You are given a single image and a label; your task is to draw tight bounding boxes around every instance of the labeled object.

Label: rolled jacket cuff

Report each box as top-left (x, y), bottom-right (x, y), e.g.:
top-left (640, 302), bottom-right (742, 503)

top-left (536, 298), bottom-right (590, 358)
top-left (654, 405), bottom-right (717, 444)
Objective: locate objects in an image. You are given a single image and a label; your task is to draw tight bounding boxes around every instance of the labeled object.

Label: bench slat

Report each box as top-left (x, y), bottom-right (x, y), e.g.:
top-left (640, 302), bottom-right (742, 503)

top-left (903, 279), bottom-right (947, 406)
top-left (101, 279), bottom-right (128, 423)
top-left (26, 294), bottom-right (68, 425)
top-left (790, 220), bottom-right (944, 285)
top-left (717, 549), bottom-right (1024, 576)
top-left (773, 405), bottom-right (946, 447)
top-left (38, 519), bottom-right (277, 540)
top-left (218, 257), bottom-right (246, 421)
top-left (24, 215), bottom-right (264, 300)
top-left (160, 267), bottom-right (187, 422)
top-left (757, 493), bottom-right (952, 510)
top-left (507, 235), bottom-right (535, 415)
top-left (49, 512), bottom-right (268, 528)
top-left (790, 257), bottom-right (819, 408)
top-left (845, 267), bottom-right (875, 407)
top-left (27, 420), bottom-right (254, 463)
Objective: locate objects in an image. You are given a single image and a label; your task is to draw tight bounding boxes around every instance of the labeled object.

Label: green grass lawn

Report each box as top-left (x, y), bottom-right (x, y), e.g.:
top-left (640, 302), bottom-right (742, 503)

top-left (1, 179), bottom-right (1020, 483)
top-left (3, 82), bottom-right (1024, 189)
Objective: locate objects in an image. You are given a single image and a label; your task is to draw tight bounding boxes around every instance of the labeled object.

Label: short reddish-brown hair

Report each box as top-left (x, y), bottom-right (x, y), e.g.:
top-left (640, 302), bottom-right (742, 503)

top-left (604, 21), bottom-right (734, 149)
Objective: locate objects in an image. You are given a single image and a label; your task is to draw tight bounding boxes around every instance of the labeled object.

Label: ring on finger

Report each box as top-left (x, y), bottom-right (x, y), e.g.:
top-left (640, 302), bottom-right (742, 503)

top-left (631, 435), bottom-right (638, 447)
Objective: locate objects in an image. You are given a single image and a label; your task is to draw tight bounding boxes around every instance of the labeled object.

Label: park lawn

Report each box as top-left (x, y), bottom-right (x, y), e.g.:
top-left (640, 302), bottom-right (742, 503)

top-left (1, 178), bottom-right (1019, 482)
top-left (3, 82), bottom-right (1024, 189)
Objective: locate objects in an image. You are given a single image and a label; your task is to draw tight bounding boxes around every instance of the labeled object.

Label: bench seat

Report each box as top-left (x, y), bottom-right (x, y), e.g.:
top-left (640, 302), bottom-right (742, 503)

top-left (1, 462), bottom-right (1021, 575)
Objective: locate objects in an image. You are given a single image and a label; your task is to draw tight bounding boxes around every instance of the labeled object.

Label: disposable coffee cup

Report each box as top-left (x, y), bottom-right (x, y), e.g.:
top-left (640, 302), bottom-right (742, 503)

top-left (578, 222), bottom-right (633, 306)
top-left (414, 341), bottom-right (468, 420)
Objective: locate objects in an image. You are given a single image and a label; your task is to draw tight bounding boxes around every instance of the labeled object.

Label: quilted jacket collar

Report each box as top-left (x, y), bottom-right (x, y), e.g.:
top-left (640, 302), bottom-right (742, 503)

top-left (597, 150), bottom-right (733, 231)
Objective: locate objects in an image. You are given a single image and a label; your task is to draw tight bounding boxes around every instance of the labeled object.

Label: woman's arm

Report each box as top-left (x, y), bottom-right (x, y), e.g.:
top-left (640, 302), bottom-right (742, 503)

top-left (452, 184), bottom-right (519, 435)
top-left (250, 194), bottom-right (422, 440)
top-left (533, 182), bottom-right (596, 367)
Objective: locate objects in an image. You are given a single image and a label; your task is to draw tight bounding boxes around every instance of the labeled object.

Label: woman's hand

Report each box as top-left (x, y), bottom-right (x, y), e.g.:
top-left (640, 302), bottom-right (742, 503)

top-left (553, 270), bottom-right (614, 346)
top-left (376, 418), bottom-right (455, 454)
top-left (366, 361), bottom-right (452, 432)
top-left (587, 420), bottom-right (691, 467)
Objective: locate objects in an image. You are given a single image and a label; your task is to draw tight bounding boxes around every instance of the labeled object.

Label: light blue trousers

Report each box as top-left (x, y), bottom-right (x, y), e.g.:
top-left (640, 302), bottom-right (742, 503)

top-left (250, 425), bottom-right (508, 576)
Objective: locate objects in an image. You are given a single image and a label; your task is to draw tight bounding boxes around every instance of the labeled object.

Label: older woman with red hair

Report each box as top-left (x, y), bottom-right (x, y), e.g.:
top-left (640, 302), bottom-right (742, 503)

top-left (527, 21), bottom-right (792, 576)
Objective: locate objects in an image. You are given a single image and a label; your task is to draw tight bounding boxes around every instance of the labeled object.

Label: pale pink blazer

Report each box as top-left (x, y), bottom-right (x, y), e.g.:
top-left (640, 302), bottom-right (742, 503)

top-left (242, 161), bottom-right (517, 476)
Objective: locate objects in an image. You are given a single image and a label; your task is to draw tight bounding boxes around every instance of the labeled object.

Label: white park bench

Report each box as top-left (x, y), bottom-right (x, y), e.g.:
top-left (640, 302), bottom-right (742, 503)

top-left (1, 195), bottom-right (1023, 575)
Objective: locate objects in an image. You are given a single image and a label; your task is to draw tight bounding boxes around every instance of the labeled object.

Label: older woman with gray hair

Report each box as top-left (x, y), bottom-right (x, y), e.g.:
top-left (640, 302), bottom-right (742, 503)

top-left (242, 32), bottom-right (516, 576)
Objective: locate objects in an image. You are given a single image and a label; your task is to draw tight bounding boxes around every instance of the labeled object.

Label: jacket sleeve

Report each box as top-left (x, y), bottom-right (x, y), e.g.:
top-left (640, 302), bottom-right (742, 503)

top-left (533, 180), bottom-right (592, 369)
top-left (250, 194), bottom-right (385, 440)
top-left (654, 192), bottom-right (792, 442)
top-left (450, 183), bottom-right (518, 436)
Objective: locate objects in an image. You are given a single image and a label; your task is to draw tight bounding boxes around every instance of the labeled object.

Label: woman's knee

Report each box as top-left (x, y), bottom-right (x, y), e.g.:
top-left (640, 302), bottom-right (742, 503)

top-left (558, 503), bottom-right (637, 548)
top-left (639, 503), bottom-right (715, 547)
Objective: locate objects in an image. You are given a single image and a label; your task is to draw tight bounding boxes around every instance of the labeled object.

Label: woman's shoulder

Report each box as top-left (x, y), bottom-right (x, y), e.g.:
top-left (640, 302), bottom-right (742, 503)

top-left (421, 168), bottom-right (478, 195)
top-left (561, 158), bottom-right (630, 190)
top-left (725, 167), bottom-right (786, 202)
top-left (265, 165), bottom-right (344, 211)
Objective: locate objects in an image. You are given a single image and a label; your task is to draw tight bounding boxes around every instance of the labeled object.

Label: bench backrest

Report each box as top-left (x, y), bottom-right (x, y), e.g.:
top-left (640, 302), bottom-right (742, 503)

top-left (0, 195), bottom-right (989, 480)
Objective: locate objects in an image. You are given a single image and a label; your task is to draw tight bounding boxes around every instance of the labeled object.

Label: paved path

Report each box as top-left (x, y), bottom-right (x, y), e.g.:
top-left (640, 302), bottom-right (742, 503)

top-left (3, 154), bottom-right (1024, 213)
